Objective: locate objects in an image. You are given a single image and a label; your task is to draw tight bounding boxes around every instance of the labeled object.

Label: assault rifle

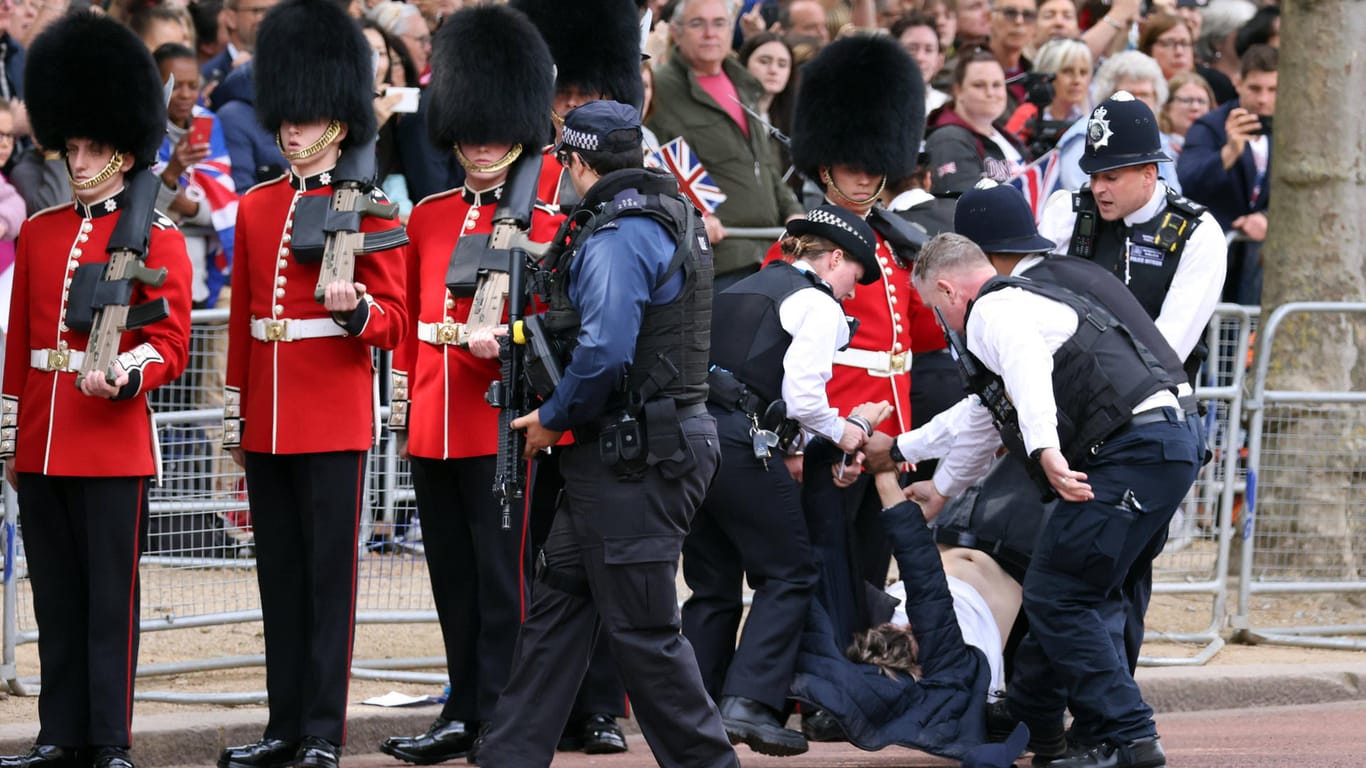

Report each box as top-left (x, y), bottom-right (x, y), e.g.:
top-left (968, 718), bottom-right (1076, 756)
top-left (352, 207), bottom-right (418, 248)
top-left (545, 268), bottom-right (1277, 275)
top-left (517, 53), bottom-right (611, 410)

top-left (68, 169), bottom-right (170, 386)
top-left (483, 152), bottom-right (547, 530)
top-left (308, 138), bottom-right (408, 303)
top-left (935, 307), bottom-right (1056, 501)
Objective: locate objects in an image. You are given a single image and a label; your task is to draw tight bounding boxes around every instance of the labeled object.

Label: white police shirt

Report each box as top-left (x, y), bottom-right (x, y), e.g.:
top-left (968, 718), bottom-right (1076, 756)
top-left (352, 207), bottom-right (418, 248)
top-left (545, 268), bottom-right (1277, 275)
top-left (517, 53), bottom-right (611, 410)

top-left (778, 260), bottom-right (852, 443)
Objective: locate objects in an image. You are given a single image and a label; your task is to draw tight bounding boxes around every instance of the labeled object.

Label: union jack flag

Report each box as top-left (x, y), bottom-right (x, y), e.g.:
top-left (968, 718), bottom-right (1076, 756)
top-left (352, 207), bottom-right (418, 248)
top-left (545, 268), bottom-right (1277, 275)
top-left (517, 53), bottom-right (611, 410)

top-left (647, 137), bottom-right (727, 215)
top-left (1008, 149), bottom-right (1062, 225)
top-left (155, 105), bottom-right (238, 307)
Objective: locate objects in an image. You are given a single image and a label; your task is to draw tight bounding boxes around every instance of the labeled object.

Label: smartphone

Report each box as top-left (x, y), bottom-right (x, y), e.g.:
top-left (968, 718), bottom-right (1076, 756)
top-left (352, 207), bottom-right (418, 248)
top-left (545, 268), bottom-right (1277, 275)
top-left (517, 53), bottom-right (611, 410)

top-left (189, 115), bottom-right (214, 146)
top-left (1251, 115), bottom-right (1273, 137)
top-left (388, 86), bottom-right (420, 114)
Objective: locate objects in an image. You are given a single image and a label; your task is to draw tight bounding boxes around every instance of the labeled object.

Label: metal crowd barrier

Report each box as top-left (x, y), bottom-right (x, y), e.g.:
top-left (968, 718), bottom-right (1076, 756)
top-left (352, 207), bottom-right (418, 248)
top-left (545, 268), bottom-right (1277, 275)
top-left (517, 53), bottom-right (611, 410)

top-left (1140, 304), bottom-right (1259, 666)
top-left (1232, 302), bottom-right (1366, 650)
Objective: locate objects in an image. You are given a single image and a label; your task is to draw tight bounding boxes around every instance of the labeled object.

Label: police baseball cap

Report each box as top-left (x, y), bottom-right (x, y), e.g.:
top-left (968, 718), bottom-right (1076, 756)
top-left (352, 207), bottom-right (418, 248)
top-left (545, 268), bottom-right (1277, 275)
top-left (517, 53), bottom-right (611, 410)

top-left (954, 180), bottom-right (1055, 255)
top-left (1078, 91), bottom-right (1172, 175)
top-left (557, 100), bottom-right (642, 155)
top-left (786, 205), bottom-right (881, 285)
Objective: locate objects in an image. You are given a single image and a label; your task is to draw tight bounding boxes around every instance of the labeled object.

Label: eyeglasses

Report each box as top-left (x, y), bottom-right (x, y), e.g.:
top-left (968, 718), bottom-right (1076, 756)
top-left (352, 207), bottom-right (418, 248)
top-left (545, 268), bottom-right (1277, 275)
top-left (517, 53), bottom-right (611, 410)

top-left (683, 17), bottom-right (730, 31)
top-left (995, 8), bottom-right (1037, 22)
top-left (1171, 96), bottom-right (1209, 108)
top-left (1154, 39), bottom-right (1194, 50)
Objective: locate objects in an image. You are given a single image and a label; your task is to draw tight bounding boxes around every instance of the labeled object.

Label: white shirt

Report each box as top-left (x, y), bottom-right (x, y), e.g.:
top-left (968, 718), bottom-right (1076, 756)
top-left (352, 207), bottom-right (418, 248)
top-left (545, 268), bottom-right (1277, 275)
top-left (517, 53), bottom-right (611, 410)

top-left (927, 87), bottom-right (951, 114)
top-left (778, 261), bottom-right (850, 443)
top-left (1037, 181), bottom-right (1228, 360)
top-left (886, 188), bottom-right (936, 212)
top-left (887, 576), bottom-right (1006, 701)
top-left (896, 258), bottom-right (1178, 496)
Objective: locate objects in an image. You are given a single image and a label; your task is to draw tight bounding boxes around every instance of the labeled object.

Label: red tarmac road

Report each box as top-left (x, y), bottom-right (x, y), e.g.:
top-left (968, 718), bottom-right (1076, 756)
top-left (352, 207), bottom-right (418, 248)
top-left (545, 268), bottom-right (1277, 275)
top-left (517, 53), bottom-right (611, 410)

top-left (343, 701), bottom-right (1366, 768)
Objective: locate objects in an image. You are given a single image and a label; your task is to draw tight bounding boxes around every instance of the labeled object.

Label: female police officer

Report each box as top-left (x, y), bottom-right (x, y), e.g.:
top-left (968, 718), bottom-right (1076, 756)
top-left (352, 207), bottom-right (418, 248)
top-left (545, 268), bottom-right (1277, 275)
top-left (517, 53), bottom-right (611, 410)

top-left (682, 205), bottom-right (891, 756)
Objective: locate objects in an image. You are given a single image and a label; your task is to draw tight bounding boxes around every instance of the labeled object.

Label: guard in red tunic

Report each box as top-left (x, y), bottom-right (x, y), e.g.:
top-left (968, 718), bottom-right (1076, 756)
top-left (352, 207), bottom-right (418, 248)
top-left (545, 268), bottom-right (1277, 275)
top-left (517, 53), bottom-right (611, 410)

top-left (0, 14), bottom-right (193, 768)
top-left (785, 34), bottom-right (937, 656)
top-left (377, 6), bottom-right (560, 764)
top-left (217, 3), bottom-right (407, 768)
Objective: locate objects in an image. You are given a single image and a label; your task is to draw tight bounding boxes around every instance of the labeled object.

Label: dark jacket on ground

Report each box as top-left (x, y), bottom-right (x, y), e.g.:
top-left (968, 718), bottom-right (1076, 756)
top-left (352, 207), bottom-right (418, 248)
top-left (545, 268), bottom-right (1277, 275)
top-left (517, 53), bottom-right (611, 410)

top-left (790, 498), bottom-right (993, 759)
top-left (648, 49), bottom-right (802, 277)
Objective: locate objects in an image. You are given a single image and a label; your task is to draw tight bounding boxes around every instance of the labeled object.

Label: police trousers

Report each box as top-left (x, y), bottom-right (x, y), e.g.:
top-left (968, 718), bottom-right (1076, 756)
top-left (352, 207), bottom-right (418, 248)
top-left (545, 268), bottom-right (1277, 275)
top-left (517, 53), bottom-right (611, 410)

top-left (478, 413), bottom-right (738, 768)
top-left (1007, 412), bottom-right (1200, 745)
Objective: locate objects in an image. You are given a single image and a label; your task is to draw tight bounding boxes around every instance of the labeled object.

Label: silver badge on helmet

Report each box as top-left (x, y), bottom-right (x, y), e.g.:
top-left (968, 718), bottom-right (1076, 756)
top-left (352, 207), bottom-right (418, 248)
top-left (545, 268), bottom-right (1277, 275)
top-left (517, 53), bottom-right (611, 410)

top-left (1087, 105), bottom-right (1114, 150)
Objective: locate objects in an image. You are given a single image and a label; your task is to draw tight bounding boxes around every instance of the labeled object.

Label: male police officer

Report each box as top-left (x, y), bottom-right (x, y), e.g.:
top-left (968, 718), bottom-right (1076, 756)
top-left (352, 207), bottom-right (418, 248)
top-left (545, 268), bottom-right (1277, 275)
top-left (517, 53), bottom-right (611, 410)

top-left (476, 101), bottom-right (736, 768)
top-left (0, 14), bottom-right (193, 768)
top-left (889, 233), bottom-right (1202, 768)
top-left (1038, 91), bottom-right (1225, 383)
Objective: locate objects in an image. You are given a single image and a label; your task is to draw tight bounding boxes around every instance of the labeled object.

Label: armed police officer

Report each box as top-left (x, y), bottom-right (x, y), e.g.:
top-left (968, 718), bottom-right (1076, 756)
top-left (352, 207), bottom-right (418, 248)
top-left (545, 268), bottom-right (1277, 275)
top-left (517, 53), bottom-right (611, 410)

top-left (686, 206), bottom-right (889, 756)
top-left (379, 6), bottom-right (563, 764)
top-left (0, 14), bottom-right (193, 768)
top-left (1038, 91), bottom-right (1225, 385)
top-left (885, 233), bottom-right (1202, 768)
top-left (476, 101), bottom-right (737, 768)
top-left (218, 3), bottom-right (407, 768)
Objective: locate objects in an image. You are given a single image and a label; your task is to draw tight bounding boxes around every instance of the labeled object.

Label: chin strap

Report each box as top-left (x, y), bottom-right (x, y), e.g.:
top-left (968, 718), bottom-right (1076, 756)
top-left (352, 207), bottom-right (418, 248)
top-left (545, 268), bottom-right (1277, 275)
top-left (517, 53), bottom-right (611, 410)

top-left (454, 143), bottom-right (523, 174)
top-left (68, 150), bottom-right (125, 191)
top-left (821, 166), bottom-right (886, 209)
top-left (277, 120), bottom-right (342, 162)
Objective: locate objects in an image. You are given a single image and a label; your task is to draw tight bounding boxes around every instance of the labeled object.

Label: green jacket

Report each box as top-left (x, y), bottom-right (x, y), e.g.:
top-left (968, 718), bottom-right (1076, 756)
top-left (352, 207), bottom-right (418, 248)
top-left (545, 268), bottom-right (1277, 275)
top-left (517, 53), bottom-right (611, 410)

top-left (648, 50), bottom-right (803, 277)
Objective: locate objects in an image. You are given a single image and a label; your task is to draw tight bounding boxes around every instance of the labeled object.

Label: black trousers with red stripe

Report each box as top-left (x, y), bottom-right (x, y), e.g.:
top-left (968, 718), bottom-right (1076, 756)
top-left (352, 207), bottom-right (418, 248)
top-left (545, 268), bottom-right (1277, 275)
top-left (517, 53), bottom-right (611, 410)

top-left (244, 450), bottom-right (366, 747)
top-left (17, 474), bottom-right (149, 749)
top-left (409, 454), bottom-right (531, 724)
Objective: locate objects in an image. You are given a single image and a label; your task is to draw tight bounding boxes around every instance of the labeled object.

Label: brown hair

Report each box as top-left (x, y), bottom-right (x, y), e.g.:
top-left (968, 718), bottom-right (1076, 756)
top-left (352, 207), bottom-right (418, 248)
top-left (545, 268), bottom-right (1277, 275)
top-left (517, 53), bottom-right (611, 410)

top-left (1159, 71), bottom-right (1215, 133)
top-left (778, 233), bottom-right (839, 263)
top-left (846, 623), bottom-right (922, 682)
top-left (1137, 13), bottom-right (1192, 58)
top-left (1240, 44), bottom-right (1278, 79)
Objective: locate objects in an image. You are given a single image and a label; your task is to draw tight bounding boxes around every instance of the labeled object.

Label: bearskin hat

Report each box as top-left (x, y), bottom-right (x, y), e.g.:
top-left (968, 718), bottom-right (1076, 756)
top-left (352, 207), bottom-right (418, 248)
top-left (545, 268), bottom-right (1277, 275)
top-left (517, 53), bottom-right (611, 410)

top-left (791, 34), bottom-right (925, 183)
top-left (428, 5), bottom-right (555, 151)
top-left (254, 0), bottom-right (376, 150)
top-left (511, 0), bottom-right (644, 111)
top-left (24, 11), bottom-right (167, 171)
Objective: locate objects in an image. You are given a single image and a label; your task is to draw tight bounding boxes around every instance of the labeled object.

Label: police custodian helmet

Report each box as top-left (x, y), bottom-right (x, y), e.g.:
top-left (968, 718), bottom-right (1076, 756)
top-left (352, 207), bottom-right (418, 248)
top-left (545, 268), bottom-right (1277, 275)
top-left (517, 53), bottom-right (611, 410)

top-left (254, 0), bottom-right (377, 156)
top-left (955, 180), bottom-right (1056, 255)
top-left (1078, 91), bottom-right (1173, 175)
top-left (25, 11), bottom-right (167, 177)
top-left (428, 3), bottom-right (556, 170)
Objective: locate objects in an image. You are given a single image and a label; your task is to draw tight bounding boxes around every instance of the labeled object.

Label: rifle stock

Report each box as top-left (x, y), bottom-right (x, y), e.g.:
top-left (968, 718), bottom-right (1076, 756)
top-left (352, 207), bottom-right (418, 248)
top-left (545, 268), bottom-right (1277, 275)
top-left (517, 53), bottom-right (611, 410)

top-left (77, 169), bottom-right (170, 386)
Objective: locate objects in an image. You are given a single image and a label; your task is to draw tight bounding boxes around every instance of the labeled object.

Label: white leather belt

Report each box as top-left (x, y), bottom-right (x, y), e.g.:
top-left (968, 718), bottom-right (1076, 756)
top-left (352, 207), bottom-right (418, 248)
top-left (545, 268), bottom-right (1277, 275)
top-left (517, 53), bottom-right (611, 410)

top-left (250, 317), bottom-right (348, 342)
top-left (833, 347), bottom-right (910, 376)
top-left (30, 347), bottom-right (85, 373)
top-left (417, 320), bottom-right (466, 346)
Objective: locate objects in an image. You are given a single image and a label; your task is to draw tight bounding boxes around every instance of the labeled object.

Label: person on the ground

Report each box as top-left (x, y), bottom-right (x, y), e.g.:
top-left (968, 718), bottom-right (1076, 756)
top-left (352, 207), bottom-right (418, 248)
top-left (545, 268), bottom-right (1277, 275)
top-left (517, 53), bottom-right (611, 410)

top-left (0, 14), bottom-right (193, 768)
top-left (1176, 43), bottom-right (1275, 305)
top-left (217, 3), bottom-right (407, 768)
top-left (376, 8), bottom-right (561, 766)
top-left (877, 232), bottom-right (1202, 767)
top-left (686, 204), bottom-right (888, 756)
top-left (474, 100), bottom-right (737, 768)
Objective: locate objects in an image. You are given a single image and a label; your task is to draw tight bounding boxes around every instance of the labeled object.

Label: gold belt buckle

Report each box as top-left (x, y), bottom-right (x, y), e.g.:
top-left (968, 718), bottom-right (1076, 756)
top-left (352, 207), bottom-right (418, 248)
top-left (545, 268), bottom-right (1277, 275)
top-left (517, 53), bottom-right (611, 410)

top-left (265, 319), bottom-right (287, 342)
top-left (436, 322), bottom-right (462, 345)
top-left (889, 352), bottom-right (908, 374)
top-left (48, 346), bottom-right (71, 372)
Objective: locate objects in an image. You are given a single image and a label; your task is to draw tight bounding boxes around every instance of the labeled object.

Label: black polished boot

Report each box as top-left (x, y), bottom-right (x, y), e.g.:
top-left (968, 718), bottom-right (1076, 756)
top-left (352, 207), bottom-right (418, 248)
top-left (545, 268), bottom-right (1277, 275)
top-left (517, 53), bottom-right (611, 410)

top-left (218, 739), bottom-right (298, 768)
top-left (90, 747), bottom-right (134, 768)
top-left (718, 696), bottom-right (809, 757)
top-left (580, 714), bottom-right (627, 755)
top-left (295, 738), bottom-right (339, 768)
top-left (380, 719), bottom-right (476, 764)
top-left (464, 723), bottom-right (489, 766)
top-left (1045, 736), bottom-right (1166, 768)
top-left (0, 745), bottom-right (78, 768)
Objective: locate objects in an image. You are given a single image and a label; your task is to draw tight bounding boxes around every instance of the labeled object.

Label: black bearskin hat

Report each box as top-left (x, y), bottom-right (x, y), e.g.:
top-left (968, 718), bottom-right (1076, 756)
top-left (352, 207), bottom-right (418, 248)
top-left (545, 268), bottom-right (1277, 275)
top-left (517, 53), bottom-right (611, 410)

top-left (791, 34), bottom-right (925, 183)
top-left (25, 11), bottom-right (167, 171)
top-left (254, 0), bottom-right (376, 150)
top-left (511, 0), bottom-right (644, 111)
top-left (428, 5), bottom-right (555, 151)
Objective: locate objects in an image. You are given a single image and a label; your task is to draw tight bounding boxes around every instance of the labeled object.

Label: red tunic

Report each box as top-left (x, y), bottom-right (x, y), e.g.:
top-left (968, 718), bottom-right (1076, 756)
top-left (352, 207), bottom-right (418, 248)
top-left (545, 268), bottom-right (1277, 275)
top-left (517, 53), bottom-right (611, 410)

top-left (764, 226), bottom-right (943, 436)
top-left (1, 193), bottom-right (193, 476)
top-left (392, 185), bottom-right (562, 460)
top-left (537, 150), bottom-right (570, 210)
top-left (225, 171), bottom-right (407, 454)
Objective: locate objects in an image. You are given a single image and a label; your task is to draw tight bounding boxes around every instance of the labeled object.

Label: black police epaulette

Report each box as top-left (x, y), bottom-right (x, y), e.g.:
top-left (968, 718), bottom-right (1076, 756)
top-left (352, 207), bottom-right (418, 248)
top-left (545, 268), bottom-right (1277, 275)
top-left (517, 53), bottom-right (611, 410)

top-left (1164, 190), bottom-right (1206, 219)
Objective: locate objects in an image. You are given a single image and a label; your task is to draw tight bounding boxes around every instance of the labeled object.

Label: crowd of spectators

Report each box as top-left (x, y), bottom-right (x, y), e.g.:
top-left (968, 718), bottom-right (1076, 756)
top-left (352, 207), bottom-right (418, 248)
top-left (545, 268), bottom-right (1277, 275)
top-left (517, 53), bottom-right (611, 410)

top-left (0, 0), bottom-right (1283, 317)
